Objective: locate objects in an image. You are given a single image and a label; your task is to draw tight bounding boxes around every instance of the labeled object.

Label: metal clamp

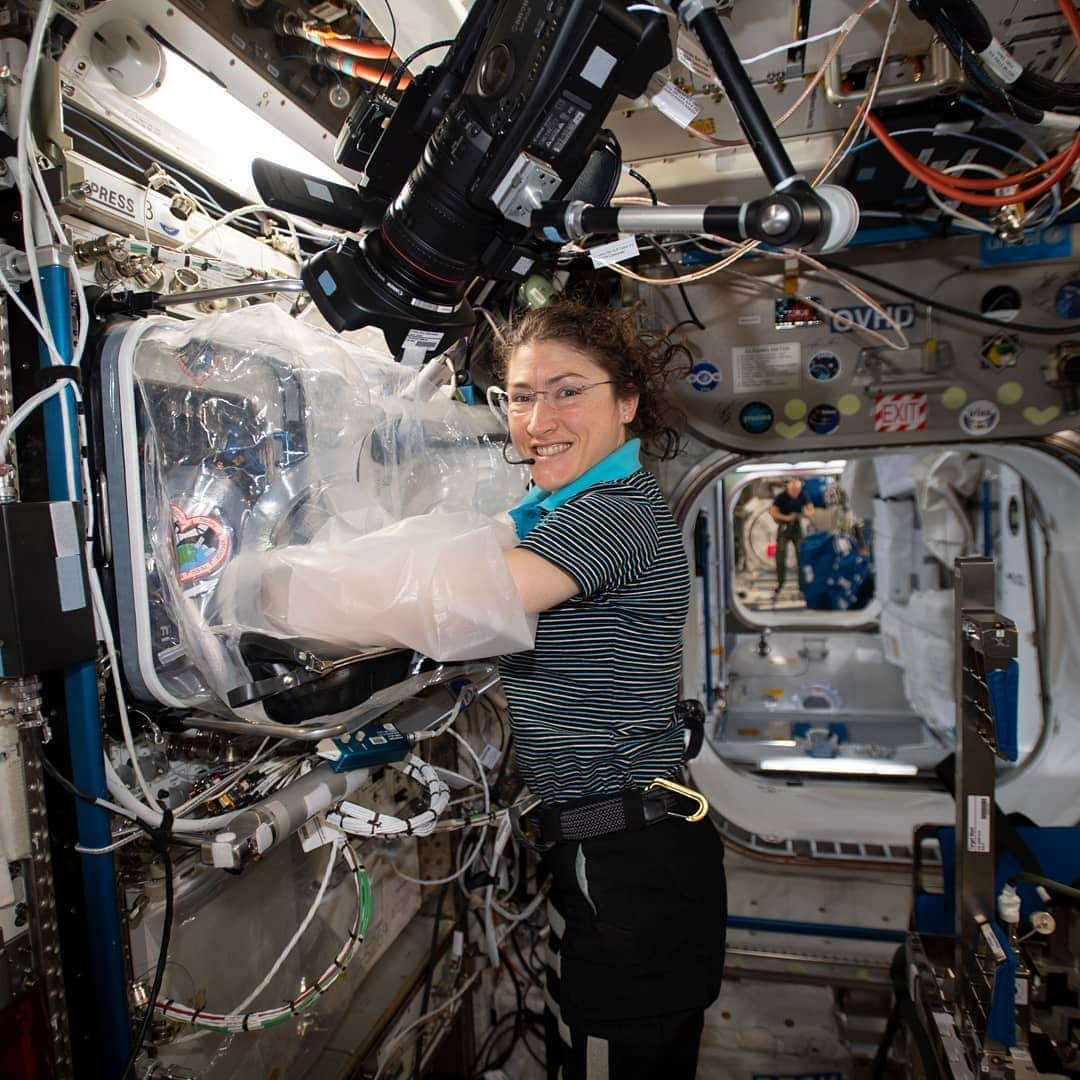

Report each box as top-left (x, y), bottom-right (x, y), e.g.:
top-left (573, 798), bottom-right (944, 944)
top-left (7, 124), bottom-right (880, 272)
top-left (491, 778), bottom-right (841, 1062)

top-left (646, 776), bottom-right (710, 822)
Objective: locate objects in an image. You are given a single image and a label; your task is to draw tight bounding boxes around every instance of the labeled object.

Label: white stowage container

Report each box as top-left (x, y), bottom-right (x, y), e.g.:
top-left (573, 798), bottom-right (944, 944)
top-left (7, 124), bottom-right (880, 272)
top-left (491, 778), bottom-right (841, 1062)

top-left (872, 497), bottom-right (915, 603)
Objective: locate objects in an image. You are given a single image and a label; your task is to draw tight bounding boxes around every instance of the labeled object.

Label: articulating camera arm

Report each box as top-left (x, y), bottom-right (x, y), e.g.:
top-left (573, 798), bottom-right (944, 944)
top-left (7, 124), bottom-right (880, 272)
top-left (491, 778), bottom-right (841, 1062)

top-left (534, 0), bottom-right (858, 252)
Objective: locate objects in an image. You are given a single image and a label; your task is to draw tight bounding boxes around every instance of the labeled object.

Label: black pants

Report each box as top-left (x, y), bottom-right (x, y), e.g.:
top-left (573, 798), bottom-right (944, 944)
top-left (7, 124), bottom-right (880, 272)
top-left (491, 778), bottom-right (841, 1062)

top-left (542, 815), bottom-right (727, 1079)
top-left (775, 520), bottom-right (802, 589)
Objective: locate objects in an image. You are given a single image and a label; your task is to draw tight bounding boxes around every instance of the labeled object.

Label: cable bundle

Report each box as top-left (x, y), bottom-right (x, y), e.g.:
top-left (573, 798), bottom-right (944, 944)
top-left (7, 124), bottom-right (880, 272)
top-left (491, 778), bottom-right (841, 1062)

top-left (155, 841), bottom-right (372, 1032)
top-left (327, 754), bottom-right (452, 837)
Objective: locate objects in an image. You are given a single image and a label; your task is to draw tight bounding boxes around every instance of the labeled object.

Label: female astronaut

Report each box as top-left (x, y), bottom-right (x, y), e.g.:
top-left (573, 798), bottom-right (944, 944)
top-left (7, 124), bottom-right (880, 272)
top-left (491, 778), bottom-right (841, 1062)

top-left (493, 299), bottom-right (727, 1080)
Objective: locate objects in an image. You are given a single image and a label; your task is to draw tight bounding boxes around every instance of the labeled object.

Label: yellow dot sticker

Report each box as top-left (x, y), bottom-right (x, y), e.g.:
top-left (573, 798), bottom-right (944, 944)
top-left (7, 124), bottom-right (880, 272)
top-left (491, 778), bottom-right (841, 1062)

top-left (997, 381), bottom-right (1023, 406)
top-left (941, 386), bottom-right (967, 410)
top-left (837, 393), bottom-right (861, 416)
top-left (785, 398), bottom-right (807, 420)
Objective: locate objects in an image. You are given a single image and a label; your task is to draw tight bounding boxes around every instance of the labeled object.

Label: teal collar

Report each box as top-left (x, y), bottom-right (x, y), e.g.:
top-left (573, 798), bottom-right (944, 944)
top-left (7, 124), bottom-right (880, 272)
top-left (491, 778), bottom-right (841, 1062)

top-left (508, 439), bottom-right (642, 540)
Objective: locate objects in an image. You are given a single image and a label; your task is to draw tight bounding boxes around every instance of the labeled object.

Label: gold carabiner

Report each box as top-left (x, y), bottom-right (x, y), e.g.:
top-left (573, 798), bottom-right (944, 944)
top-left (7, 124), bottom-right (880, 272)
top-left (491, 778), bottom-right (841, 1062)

top-left (646, 777), bottom-right (710, 823)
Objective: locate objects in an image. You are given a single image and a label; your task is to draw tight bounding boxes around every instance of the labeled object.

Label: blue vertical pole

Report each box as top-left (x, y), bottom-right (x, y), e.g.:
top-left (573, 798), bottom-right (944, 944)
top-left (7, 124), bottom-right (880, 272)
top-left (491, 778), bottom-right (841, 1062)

top-left (37, 249), bottom-right (132, 1074)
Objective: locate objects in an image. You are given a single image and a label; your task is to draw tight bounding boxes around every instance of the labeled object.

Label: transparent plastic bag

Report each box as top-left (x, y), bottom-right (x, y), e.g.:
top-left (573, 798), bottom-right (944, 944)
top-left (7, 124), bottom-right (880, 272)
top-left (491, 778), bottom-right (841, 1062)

top-left (215, 510), bottom-right (534, 662)
top-left (109, 305), bottom-right (530, 712)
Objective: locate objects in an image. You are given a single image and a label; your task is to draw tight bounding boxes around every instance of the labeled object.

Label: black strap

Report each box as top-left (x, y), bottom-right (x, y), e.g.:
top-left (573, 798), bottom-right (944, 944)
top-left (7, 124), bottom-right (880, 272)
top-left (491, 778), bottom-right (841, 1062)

top-left (677, 699), bottom-right (706, 762)
top-left (536, 788), bottom-right (682, 844)
top-left (32, 365), bottom-right (82, 391)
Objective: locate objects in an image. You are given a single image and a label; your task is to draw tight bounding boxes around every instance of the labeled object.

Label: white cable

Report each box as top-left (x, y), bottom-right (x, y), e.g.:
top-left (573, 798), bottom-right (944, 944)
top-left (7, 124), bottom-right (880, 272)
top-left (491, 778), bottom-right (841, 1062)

top-left (372, 974), bottom-right (482, 1080)
top-left (484, 814), bottom-right (513, 967)
top-left (0, 258), bottom-right (66, 365)
top-left (924, 162), bottom-right (1009, 234)
top-left (738, 7), bottom-right (877, 66)
top-left (0, 379), bottom-right (77, 463)
top-left (390, 727), bottom-right (493, 886)
top-left (16, 1), bottom-right (58, 362)
top-left (232, 836), bottom-right (343, 1013)
top-left (491, 885), bottom-right (549, 926)
top-left (178, 202), bottom-right (301, 258)
top-left (817, 0), bottom-right (900, 185)
top-left (104, 754), bottom-right (240, 834)
top-left (328, 754), bottom-right (451, 838)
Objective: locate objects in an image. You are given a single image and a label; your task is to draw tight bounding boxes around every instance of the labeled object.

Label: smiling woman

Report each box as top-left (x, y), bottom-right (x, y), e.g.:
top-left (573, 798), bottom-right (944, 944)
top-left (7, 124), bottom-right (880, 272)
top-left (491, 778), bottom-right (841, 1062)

top-left (489, 300), bottom-right (724, 1080)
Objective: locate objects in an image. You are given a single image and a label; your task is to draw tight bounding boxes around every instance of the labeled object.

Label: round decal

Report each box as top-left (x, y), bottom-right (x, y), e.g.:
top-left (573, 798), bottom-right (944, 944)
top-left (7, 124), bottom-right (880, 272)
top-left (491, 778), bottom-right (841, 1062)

top-left (785, 398), bottom-right (807, 420)
top-left (941, 386), bottom-right (967, 411)
top-left (1054, 279), bottom-right (1080, 319)
top-left (979, 285), bottom-right (1021, 323)
top-left (959, 399), bottom-right (1000, 436)
top-left (807, 350), bottom-right (840, 381)
top-left (739, 401), bottom-right (774, 434)
top-left (688, 362), bottom-right (721, 393)
top-left (807, 403), bottom-right (840, 435)
top-left (171, 504), bottom-right (232, 585)
top-left (996, 381), bottom-right (1023, 406)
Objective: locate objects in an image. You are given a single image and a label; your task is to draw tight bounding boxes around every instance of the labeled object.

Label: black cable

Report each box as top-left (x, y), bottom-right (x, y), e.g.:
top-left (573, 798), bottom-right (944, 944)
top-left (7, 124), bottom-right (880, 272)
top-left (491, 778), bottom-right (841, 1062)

top-left (1007, 872), bottom-right (1080, 902)
top-left (35, 731), bottom-right (100, 807)
top-left (927, 0), bottom-right (1080, 111)
top-left (627, 167), bottom-right (658, 205)
top-left (928, 16), bottom-right (1045, 125)
top-left (413, 881), bottom-right (451, 1080)
top-left (121, 810), bottom-right (175, 1079)
top-left (510, 923), bottom-right (544, 982)
top-left (388, 38), bottom-right (455, 94)
top-left (644, 237), bottom-right (706, 331)
top-left (32, 732), bottom-right (177, 1077)
top-left (373, 0), bottom-right (398, 91)
top-left (814, 257), bottom-right (1080, 336)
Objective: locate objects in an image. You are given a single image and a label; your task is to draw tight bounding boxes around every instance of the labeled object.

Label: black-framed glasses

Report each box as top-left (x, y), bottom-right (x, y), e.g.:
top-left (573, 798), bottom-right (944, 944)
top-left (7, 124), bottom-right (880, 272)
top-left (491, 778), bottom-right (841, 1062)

top-left (489, 380), bottom-right (615, 416)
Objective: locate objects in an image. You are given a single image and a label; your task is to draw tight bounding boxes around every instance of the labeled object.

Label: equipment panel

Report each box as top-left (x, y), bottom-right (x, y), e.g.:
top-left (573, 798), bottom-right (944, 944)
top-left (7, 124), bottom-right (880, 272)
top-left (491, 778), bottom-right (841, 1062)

top-left (668, 236), bottom-right (1080, 452)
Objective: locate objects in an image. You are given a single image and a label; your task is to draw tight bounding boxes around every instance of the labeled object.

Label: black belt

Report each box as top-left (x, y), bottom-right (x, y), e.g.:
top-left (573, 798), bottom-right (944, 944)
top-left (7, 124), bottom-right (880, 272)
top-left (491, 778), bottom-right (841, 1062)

top-left (520, 779), bottom-right (708, 849)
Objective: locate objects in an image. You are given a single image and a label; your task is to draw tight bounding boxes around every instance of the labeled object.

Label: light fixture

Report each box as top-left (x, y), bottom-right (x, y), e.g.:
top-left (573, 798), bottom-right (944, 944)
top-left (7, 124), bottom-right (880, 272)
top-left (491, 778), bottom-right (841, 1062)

top-left (760, 757), bottom-right (919, 777)
top-left (135, 43), bottom-right (349, 197)
top-left (90, 20), bottom-right (165, 99)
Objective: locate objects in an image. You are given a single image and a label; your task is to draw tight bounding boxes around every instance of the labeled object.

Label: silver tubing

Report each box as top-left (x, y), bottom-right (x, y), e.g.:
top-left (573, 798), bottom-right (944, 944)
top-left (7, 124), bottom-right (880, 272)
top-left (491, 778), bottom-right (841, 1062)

top-left (154, 278), bottom-right (305, 307)
top-left (613, 206), bottom-right (709, 232)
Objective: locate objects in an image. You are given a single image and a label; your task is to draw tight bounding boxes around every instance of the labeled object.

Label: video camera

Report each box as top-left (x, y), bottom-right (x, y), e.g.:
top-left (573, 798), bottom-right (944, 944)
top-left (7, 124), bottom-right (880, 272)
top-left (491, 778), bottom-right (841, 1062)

top-left (254, 0), bottom-right (859, 360)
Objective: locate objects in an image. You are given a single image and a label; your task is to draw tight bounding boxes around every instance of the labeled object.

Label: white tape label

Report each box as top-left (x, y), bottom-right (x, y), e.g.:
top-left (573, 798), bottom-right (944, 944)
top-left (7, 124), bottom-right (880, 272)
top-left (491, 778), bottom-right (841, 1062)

top-left (676, 29), bottom-right (717, 82)
top-left (979, 39), bottom-right (1023, 84)
top-left (589, 235), bottom-right (639, 268)
top-left (732, 342), bottom-right (801, 393)
top-left (647, 76), bottom-right (701, 128)
top-left (967, 794), bottom-right (991, 852)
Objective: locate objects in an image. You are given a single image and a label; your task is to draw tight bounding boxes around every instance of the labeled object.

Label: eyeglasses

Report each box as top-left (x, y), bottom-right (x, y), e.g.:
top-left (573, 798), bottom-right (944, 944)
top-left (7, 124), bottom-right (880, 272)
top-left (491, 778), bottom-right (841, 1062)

top-left (489, 380), bottom-right (614, 416)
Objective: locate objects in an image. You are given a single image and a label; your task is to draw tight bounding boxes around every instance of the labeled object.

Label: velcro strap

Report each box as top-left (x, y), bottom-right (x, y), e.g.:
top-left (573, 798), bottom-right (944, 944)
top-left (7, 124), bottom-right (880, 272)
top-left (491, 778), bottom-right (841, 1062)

top-left (540, 790), bottom-right (677, 842)
top-left (33, 365), bottom-right (82, 391)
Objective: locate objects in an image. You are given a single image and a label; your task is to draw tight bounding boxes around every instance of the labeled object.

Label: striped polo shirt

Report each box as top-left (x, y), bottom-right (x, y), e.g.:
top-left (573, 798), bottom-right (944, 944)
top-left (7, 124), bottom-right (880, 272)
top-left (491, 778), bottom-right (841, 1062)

top-left (499, 452), bottom-right (691, 803)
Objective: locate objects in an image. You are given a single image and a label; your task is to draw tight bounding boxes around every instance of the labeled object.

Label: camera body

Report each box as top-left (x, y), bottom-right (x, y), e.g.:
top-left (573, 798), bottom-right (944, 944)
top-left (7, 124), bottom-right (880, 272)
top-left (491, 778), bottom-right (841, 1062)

top-left (303, 0), bottom-right (671, 356)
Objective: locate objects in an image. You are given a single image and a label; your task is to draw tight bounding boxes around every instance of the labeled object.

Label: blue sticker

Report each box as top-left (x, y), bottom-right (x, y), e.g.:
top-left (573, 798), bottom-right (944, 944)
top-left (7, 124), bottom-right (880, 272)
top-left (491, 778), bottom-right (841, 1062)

top-left (688, 361), bottom-right (721, 393)
top-left (807, 350), bottom-right (840, 381)
top-left (739, 401), bottom-right (774, 434)
top-left (1055, 280), bottom-right (1080, 319)
top-left (807, 403), bottom-right (840, 434)
top-left (980, 225), bottom-right (1071, 266)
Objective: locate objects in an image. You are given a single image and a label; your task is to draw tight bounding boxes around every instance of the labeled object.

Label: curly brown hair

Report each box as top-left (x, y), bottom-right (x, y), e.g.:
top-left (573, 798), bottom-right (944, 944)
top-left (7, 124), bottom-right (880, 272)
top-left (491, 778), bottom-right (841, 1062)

top-left (493, 300), bottom-right (690, 461)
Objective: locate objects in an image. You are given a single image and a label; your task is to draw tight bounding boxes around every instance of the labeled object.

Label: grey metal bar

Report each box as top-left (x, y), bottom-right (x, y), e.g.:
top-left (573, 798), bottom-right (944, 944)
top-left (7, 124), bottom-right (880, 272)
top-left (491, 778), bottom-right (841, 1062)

top-left (153, 279), bottom-right (305, 308)
top-left (180, 665), bottom-right (495, 742)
